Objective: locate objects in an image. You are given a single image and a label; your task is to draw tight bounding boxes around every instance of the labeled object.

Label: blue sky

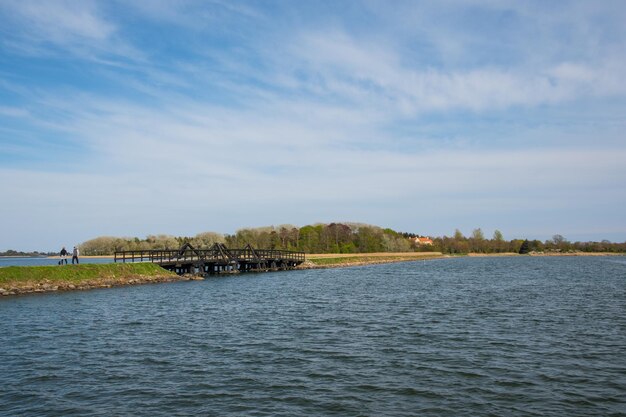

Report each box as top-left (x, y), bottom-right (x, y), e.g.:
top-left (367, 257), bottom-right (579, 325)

top-left (1, 0), bottom-right (625, 251)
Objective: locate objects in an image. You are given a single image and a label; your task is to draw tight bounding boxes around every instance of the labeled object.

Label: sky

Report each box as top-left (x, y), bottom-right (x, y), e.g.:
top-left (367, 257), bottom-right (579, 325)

top-left (1, 0), bottom-right (626, 251)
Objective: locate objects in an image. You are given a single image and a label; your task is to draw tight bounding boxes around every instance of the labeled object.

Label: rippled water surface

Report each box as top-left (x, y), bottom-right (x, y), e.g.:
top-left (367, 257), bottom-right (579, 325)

top-left (1, 256), bottom-right (625, 416)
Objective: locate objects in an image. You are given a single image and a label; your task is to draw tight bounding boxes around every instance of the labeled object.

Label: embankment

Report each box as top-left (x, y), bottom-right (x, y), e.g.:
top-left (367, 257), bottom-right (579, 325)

top-left (300, 252), bottom-right (447, 269)
top-left (0, 263), bottom-right (186, 296)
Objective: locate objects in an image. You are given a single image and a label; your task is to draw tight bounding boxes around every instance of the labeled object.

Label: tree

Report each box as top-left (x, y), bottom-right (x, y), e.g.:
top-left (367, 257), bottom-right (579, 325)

top-left (518, 239), bottom-right (531, 254)
top-left (492, 229), bottom-right (505, 253)
top-left (298, 225), bottom-right (322, 253)
top-left (549, 234), bottom-right (570, 251)
top-left (191, 232), bottom-right (225, 247)
top-left (278, 227), bottom-right (291, 249)
top-left (552, 234), bottom-right (565, 245)
top-left (355, 226), bottom-right (384, 253)
top-left (382, 233), bottom-right (411, 252)
top-left (470, 228), bottom-right (485, 252)
top-left (325, 223), bottom-right (353, 252)
top-left (471, 228), bottom-right (485, 240)
top-left (449, 229), bottom-right (469, 254)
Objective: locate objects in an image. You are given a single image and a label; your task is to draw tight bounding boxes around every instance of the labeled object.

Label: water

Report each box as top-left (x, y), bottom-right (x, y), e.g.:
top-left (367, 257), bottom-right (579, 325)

top-left (0, 257), bottom-right (113, 267)
top-left (1, 256), bottom-right (625, 416)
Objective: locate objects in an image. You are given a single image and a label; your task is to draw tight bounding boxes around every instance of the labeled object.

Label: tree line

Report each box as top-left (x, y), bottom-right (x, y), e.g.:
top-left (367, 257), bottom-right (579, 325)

top-left (428, 230), bottom-right (626, 254)
top-left (79, 223), bottom-right (412, 255)
top-left (77, 224), bottom-right (626, 256)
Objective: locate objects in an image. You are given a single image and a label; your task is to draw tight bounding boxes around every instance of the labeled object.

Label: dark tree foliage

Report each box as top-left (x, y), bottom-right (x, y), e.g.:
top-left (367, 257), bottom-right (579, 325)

top-left (518, 239), bottom-right (531, 254)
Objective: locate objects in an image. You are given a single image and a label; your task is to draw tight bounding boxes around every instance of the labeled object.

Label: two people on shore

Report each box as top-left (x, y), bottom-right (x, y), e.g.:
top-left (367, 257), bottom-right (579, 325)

top-left (59, 246), bottom-right (79, 265)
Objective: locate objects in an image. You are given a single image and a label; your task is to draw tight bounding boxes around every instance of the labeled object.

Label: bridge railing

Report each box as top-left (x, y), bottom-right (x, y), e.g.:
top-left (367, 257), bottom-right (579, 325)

top-left (114, 245), bottom-right (305, 264)
top-left (227, 249), bottom-right (306, 262)
top-left (114, 250), bottom-right (181, 264)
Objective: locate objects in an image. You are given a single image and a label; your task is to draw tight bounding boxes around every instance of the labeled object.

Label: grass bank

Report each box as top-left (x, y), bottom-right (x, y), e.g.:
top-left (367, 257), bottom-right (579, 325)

top-left (0, 263), bottom-right (181, 296)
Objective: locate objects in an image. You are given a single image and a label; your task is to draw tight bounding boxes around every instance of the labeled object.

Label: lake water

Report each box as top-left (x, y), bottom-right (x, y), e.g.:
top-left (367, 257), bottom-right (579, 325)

top-left (0, 257), bottom-right (114, 267)
top-left (1, 256), bottom-right (625, 416)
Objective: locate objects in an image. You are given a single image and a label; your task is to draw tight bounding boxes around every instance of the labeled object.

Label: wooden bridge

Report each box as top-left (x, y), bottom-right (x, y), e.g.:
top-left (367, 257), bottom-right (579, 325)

top-left (114, 243), bottom-right (305, 275)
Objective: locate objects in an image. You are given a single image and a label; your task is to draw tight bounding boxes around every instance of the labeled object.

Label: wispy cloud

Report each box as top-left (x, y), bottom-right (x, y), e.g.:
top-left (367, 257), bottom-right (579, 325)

top-left (0, 0), bottom-right (146, 64)
top-left (0, 105), bottom-right (29, 118)
top-left (269, 28), bottom-right (626, 114)
top-left (6, 0), bottom-right (114, 41)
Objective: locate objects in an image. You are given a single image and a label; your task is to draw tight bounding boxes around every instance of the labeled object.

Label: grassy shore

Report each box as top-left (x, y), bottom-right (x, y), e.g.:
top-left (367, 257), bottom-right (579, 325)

top-left (0, 263), bottom-right (182, 296)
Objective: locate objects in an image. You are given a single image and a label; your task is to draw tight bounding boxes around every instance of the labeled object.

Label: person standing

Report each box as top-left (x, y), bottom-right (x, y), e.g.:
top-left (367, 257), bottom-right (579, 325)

top-left (72, 246), bottom-right (80, 264)
top-left (60, 246), bottom-right (68, 265)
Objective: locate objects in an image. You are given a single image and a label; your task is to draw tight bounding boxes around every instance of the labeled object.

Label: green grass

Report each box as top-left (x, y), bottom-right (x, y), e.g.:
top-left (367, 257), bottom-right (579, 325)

top-left (0, 262), bottom-right (174, 286)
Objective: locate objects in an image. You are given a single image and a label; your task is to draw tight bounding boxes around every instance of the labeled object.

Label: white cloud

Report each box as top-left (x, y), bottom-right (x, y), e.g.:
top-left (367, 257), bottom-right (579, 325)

top-left (0, 106), bottom-right (29, 118)
top-left (0, 0), bottom-right (148, 64)
top-left (2, 0), bottom-right (114, 43)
